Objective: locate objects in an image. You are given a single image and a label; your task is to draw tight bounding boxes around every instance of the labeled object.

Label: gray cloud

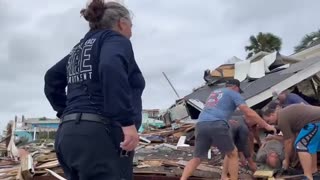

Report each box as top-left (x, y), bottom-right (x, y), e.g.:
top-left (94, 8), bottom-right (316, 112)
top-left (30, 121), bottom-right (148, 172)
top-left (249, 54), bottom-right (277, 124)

top-left (1, 0), bottom-right (320, 132)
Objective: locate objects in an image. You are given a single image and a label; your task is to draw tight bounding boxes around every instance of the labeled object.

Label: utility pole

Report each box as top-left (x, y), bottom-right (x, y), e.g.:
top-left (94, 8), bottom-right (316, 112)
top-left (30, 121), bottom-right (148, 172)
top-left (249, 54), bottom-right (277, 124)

top-left (162, 72), bottom-right (180, 98)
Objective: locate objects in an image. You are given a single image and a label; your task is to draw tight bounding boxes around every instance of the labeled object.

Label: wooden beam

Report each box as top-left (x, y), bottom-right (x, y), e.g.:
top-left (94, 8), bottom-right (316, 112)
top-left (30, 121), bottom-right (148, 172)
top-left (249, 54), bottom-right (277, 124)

top-left (20, 154), bottom-right (34, 180)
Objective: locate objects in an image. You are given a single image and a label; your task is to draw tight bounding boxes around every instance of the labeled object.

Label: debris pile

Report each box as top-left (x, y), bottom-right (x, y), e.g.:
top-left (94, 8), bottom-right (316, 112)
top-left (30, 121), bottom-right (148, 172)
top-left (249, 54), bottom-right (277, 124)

top-left (0, 122), bottom-right (254, 180)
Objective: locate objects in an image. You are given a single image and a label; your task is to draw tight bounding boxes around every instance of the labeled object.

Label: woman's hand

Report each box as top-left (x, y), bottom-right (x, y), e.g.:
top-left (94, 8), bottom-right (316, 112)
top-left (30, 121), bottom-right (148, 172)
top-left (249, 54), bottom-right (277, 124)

top-left (121, 125), bottom-right (139, 151)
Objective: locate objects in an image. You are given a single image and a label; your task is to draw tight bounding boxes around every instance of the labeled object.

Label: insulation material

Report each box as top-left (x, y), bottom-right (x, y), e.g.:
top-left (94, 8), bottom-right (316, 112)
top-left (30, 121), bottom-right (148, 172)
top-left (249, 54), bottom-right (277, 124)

top-left (248, 59), bottom-right (265, 79)
top-left (234, 60), bottom-right (251, 81)
top-left (262, 51), bottom-right (278, 72)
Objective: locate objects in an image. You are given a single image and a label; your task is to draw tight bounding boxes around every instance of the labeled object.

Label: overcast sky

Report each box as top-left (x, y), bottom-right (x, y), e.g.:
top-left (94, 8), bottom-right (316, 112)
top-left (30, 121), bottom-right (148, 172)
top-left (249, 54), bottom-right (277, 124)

top-left (1, 0), bottom-right (320, 133)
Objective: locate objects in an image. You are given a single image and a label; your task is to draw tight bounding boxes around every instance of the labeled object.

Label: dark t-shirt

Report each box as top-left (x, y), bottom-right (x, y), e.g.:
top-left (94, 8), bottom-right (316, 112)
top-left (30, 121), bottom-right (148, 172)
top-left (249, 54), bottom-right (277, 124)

top-left (278, 104), bottom-right (320, 139)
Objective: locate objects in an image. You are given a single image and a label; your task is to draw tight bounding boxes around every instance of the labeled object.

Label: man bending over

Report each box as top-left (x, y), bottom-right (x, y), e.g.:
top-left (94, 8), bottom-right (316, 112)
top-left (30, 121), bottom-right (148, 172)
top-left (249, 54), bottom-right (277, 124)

top-left (180, 79), bottom-right (276, 180)
top-left (263, 104), bottom-right (320, 180)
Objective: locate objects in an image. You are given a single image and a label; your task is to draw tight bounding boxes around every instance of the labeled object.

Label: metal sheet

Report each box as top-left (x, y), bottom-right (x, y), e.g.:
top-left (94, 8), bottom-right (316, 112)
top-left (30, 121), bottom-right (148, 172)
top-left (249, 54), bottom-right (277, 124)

top-left (234, 60), bottom-right (250, 81)
top-left (248, 59), bottom-right (265, 79)
top-left (262, 51), bottom-right (277, 72)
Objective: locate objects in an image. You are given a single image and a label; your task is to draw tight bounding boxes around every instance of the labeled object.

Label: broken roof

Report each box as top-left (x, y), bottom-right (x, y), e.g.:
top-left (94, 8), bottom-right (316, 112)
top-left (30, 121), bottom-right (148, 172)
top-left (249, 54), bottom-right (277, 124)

top-left (184, 57), bottom-right (320, 107)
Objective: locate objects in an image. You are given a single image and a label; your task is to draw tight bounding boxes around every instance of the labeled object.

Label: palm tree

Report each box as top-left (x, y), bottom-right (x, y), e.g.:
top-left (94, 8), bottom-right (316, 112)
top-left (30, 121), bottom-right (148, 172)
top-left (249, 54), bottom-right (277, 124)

top-left (294, 29), bottom-right (320, 53)
top-left (245, 32), bottom-right (282, 59)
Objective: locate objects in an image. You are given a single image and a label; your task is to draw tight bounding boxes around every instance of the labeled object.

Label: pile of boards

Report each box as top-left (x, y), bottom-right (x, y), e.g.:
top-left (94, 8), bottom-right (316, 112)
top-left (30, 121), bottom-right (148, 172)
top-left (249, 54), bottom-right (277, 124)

top-left (0, 123), bottom-right (254, 180)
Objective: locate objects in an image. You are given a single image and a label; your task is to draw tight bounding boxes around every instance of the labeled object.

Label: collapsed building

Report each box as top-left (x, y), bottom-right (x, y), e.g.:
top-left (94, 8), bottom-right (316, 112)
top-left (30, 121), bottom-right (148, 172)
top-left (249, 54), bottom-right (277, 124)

top-left (162, 51), bottom-right (320, 124)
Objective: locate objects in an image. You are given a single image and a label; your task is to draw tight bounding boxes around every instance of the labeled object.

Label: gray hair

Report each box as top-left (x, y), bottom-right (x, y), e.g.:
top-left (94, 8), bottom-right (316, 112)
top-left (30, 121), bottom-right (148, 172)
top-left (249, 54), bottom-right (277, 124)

top-left (81, 0), bottom-right (131, 30)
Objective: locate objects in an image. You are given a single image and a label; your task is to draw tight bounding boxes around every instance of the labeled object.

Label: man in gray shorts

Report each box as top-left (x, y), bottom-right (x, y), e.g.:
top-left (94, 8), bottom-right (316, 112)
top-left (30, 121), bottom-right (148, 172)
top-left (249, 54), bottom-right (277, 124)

top-left (181, 79), bottom-right (276, 180)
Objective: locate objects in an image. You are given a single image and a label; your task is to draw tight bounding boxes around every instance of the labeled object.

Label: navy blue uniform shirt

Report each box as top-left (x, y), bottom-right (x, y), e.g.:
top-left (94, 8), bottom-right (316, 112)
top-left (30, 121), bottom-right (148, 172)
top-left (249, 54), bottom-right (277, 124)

top-left (44, 30), bottom-right (145, 127)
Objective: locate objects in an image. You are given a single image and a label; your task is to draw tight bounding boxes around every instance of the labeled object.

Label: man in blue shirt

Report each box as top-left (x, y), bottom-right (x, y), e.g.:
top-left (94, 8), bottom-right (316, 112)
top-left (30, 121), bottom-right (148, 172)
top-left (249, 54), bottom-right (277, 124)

top-left (273, 90), bottom-right (309, 107)
top-left (181, 79), bottom-right (276, 180)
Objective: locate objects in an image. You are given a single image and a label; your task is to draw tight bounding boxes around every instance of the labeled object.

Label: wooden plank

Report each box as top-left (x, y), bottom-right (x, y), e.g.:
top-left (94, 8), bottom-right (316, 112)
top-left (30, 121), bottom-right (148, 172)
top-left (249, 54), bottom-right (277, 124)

top-left (36, 153), bottom-right (57, 163)
top-left (20, 154), bottom-right (34, 180)
top-left (173, 132), bottom-right (185, 138)
top-left (177, 136), bottom-right (190, 147)
top-left (184, 126), bottom-right (195, 133)
top-left (35, 160), bottom-right (59, 169)
top-left (174, 160), bottom-right (221, 174)
top-left (45, 169), bottom-right (66, 180)
top-left (162, 160), bottom-right (183, 168)
top-left (139, 137), bottom-right (151, 144)
top-left (253, 170), bottom-right (274, 178)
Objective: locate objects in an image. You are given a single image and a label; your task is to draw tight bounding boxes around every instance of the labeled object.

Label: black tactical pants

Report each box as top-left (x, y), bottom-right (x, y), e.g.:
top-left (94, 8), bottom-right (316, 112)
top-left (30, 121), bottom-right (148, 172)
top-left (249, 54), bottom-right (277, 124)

top-left (55, 120), bottom-right (133, 180)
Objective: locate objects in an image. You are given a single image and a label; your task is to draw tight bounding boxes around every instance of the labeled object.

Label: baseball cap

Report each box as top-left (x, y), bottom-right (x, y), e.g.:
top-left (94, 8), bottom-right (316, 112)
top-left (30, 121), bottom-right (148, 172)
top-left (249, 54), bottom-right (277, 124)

top-left (226, 79), bottom-right (243, 93)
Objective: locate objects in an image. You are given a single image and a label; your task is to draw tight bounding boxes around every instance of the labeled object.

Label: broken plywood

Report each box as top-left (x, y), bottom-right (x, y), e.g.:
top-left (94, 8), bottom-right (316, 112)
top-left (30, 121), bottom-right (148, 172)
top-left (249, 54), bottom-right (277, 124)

top-left (253, 170), bottom-right (274, 178)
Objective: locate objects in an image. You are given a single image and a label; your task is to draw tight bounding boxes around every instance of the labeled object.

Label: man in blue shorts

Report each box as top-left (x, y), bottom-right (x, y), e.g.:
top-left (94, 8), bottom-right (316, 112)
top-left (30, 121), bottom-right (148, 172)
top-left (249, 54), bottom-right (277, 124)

top-left (180, 79), bottom-right (276, 180)
top-left (263, 104), bottom-right (320, 180)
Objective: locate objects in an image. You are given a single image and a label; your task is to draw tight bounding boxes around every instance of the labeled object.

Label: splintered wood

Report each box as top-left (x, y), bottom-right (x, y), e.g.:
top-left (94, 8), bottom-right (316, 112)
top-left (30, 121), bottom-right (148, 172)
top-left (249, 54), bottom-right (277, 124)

top-left (253, 170), bottom-right (274, 178)
top-left (0, 122), bottom-right (256, 179)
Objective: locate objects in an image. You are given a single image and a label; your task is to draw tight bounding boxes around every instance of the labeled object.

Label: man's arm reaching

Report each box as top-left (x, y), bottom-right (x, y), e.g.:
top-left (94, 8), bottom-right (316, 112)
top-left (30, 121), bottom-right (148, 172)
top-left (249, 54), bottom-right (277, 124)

top-left (282, 137), bottom-right (294, 169)
top-left (238, 104), bottom-right (277, 134)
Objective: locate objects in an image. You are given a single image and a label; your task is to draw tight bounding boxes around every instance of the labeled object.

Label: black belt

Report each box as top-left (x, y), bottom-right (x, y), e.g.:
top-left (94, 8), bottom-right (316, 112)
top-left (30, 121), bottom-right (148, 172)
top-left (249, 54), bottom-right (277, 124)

top-left (61, 113), bottom-right (111, 125)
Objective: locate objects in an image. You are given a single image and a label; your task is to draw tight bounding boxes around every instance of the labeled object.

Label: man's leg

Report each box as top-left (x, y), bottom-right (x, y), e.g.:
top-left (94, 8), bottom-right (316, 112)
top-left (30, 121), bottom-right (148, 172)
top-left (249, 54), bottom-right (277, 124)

top-left (221, 155), bottom-right (229, 180)
top-left (225, 147), bottom-right (239, 180)
top-left (298, 152), bottom-right (313, 179)
top-left (181, 158), bottom-right (202, 180)
top-left (181, 122), bottom-right (211, 180)
top-left (248, 132), bottom-right (255, 159)
top-left (295, 123), bottom-right (320, 180)
top-left (247, 157), bottom-right (257, 172)
top-left (237, 124), bottom-right (257, 172)
top-left (213, 121), bottom-right (238, 180)
top-left (312, 153), bottom-right (318, 174)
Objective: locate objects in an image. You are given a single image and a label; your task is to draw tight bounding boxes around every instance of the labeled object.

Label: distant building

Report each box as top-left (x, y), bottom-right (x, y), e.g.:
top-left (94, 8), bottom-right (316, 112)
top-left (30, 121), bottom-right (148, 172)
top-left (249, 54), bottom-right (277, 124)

top-left (13, 116), bottom-right (60, 142)
top-left (142, 109), bottom-right (160, 119)
top-left (23, 117), bottom-right (60, 130)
